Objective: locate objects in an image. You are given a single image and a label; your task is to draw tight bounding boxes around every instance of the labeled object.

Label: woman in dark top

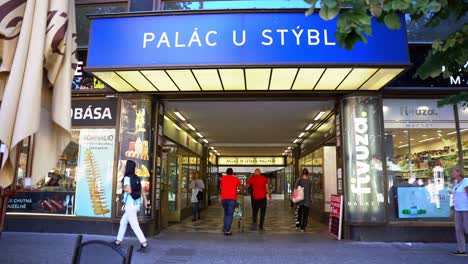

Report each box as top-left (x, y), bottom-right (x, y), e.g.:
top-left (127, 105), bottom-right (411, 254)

top-left (294, 168), bottom-right (313, 232)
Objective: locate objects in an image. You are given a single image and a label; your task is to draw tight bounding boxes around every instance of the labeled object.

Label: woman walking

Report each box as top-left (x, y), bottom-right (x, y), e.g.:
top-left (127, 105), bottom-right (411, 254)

top-left (451, 166), bottom-right (468, 256)
top-left (114, 160), bottom-right (148, 253)
top-left (295, 168), bottom-right (312, 232)
top-left (190, 171), bottom-right (205, 221)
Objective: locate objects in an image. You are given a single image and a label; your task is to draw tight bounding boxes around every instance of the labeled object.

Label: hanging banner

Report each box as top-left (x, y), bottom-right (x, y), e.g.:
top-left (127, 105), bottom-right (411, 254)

top-left (76, 129), bottom-right (115, 218)
top-left (329, 194), bottom-right (343, 240)
top-left (342, 96), bottom-right (386, 223)
top-left (218, 157), bottom-right (284, 166)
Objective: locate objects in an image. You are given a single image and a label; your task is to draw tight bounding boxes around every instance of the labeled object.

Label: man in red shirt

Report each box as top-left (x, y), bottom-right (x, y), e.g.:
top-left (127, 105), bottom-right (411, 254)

top-left (219, 168), bottom-right (241, 236)
top-left (245, 168), bottom-right (272, 231)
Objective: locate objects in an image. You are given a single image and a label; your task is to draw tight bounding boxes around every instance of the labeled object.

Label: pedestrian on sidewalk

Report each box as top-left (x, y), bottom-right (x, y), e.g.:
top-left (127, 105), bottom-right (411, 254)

top-left (451, 166), bottom-right (468, 256)
top-left (245, 168), bottom-right (272, 231)
top-left (114, 160), bottom-right (148, 253)
top-left (295, 168), bottom-right (312, 232)
top-left (190, 171), bottom-right (205, 221)
top-left (219, 168), bottom-right (241, 236)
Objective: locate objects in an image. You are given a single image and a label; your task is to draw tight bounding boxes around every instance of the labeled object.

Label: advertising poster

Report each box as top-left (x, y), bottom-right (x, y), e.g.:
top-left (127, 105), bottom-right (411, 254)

top-left (76, 129), bottom-right (116, 218)
top-left (398, 187), bottom-right (450, 218)
top-left (329, 194), bottom-right (343, 240)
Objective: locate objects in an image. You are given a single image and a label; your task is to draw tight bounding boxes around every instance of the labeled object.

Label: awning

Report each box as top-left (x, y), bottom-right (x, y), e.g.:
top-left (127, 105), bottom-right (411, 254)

top-left (86, 10), bottom-right (409, 93)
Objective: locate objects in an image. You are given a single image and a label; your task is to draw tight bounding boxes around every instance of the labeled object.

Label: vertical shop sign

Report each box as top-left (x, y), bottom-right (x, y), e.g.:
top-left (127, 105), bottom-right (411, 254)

top-left (76, 129), bottom-right (115, 218)
top-left (342, 96), bottom-right (385, 223)
top-left (329, 194), bottom-right (343, 240)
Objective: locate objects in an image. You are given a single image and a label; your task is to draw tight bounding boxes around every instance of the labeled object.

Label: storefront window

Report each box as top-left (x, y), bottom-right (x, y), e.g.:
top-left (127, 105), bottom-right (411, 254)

top-left (458, 104), bottom-right (468, 175)
top-left (116, 98), bottom-right (153, 217)
top-left (167, 154), bottom-right (178, 211)
top-left (384, 99), bottom-right (460, 221)
top-left (311, 148), bottom-right (324, 212)
top-left (181, 154), bottom-right (190, 209)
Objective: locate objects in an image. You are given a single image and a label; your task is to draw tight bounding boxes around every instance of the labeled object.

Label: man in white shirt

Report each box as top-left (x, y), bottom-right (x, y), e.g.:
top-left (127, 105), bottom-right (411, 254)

top-left (451, 166), bottom-right (468, 256)
top-left (190, 171), bottom-right (205, 221)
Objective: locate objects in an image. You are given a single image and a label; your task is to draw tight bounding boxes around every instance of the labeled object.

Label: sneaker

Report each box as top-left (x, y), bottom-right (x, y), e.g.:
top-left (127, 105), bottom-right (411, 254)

top-left (300, 229), bottom-right (305, 233)
top-left (137, 244), bottom-right (148, 253)
top-left (113, 240), bottom-right (121, 247)
top-left (224, 232), bottom-right (233, 236)
top-left (451, 251), bottom-right (467, 256)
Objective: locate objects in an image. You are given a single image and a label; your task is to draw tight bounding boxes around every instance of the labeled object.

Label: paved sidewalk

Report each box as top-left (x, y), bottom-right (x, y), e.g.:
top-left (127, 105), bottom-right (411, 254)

top-left (0, 231), bottom-right (466, 264)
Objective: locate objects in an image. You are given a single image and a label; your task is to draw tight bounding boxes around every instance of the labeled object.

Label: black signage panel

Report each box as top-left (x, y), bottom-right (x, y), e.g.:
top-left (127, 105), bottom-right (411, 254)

top-left (71, 99), bottom-right (118, 127)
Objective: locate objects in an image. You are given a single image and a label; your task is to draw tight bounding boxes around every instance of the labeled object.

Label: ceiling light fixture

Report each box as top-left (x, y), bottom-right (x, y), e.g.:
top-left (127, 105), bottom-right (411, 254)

top-left (293, 139), bottom-right (299, 144)
top-left (209, 147), bottom-right (214, 150)
top-left (314, 111), bottom-right (326, 121)
top-left (174, 111), bottom-right (186, 122)
top-left (196, 132), bottom-right (203, 138)
top-left (418, 137), bottom-right (435, 143)
top-left (299, 132), bottom-right (305, 138)
top-left (398, 144), bottom-right (408, 148)
top-left (187, 124), bottom-right (196, 131)
top-left (447, 131), bottom-right (457, 135)
top-left (288, 147), bottom-right (292, 150)
top-left (203, 139), bottom-right (208, 144)
top-left (436, 130), bottom-right (442, 133)
top-left (305, 124), bottom-right (313, 131)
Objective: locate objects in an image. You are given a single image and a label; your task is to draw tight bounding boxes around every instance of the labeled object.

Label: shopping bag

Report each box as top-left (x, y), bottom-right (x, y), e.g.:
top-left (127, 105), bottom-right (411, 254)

top-left (291, 186), bottom-right (304, 203)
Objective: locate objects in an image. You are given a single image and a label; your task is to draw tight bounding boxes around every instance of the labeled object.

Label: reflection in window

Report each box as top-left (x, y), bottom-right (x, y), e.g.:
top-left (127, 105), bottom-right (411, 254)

top-left (162, 0), bottom-right (310, 10)
top-left (384, 100), bottom-right (460, 221)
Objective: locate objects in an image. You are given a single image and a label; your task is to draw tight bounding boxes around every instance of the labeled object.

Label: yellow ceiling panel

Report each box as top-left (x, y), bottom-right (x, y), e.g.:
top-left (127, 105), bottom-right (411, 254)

top-left (360, 68), bottom-right (404, 90)
top-left (315, 68), bottom-right (352, 90)
top-left (140, 70), bottom-right (179, 91)
top-left (291, 68), bottom-right (325, 90)
top-left (219, 69), bottom-right (245, 90)
top-left (93, 71), bottom-right (134, 92)
top-left (117, 71), bottom-right (157, 91)
top-left (246, 68), bottom-right (271, 90)
top-left (193, 69), bottom-right (223, 91)
top-left (270, 68), bottom-right (298, 90)
top-left (336, 68), bottom-right (378, 90)
top-left (167, 70), bottom-right (201, 91)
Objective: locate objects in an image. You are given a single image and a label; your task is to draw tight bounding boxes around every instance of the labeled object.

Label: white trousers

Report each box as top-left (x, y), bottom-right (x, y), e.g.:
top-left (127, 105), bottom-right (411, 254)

top-left (116, 203), bottom-right (147, 244)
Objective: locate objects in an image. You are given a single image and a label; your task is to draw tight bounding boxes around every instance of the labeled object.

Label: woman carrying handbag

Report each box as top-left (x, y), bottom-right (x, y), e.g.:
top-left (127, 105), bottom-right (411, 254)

top-left (292, 168), bottom-right (312, 232)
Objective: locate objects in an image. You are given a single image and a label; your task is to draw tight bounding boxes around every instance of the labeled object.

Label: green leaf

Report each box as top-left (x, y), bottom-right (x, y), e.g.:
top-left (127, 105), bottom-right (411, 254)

top-left (383, 13), bottom-right (402, 30)
top-left (319, 5), bottom-right (340, 20)
top-left (322, 0), bottom-right (339, 9)
top-left (305, 7), bottom-right (315, 16)
top-left (370, 3), bottom-right (383, 17)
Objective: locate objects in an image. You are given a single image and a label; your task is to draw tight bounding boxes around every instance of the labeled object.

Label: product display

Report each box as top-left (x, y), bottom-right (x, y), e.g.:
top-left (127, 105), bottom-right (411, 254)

top-left (84, 150), bottom-right (111, 216)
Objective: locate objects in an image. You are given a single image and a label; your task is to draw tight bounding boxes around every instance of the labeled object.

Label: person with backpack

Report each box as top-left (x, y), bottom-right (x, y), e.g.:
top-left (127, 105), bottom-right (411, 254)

top-left (114, 160), bottom-right (148, 252)
top-left (190, 171), bottom-right (205, 221)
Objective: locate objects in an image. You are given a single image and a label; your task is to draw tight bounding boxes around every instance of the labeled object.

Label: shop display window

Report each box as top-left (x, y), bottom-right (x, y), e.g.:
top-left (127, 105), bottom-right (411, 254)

top-left (458, 104), bottom-right (468, 175)
top-left (311, 149), bottom-right (324, 210)
top-left (167, 153), bottom-right (178, 211)
top-left (181, 155), bottom-right (190, 209)
top-left (384, 99), bottom-right (463, 221)
top-left (116, 98), bottom-right (153, 218)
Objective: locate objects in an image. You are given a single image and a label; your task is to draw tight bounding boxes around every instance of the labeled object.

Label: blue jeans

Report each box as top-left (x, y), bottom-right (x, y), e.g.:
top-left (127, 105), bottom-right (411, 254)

top-left (222, 199), bottom-right (237, 233)
top-left (192, 201), bottom-right (201, 219)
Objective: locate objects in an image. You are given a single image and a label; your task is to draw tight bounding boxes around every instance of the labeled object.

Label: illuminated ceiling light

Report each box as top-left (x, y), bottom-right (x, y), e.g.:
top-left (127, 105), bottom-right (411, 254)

top-left (167, 70), bottom-right (200, 91)
top-left (187, 124), bottom-right (196, 131)
top-left (269, 68), bottom-right (298, 90)
top-left (314, 111), bottom-right (326, 121)
top-left (219, 69), bottom-right (245, 90)
top-left (174, 124), bottom-right (181, 130)
top-left (288, 147), bottom-right (292, 150)
top-left (209, 147), bottom-right (214, 150)
top-left (305, 124), bottom-right (313, 131)
top-left (203, 139), bottom-right (209, 144)
top-left (292, 68), bottom-right (325, 90)
top-left (403, 130), bottom-right (408, 133)
top-left (164, 115), bottom-right (169, 121)
top-left (336, 68), bottom-right (378, 90)
top-left (410, 138), bottom-right (414, 141)
top-left (196, 132), bottom-right (204, 138)
top-left (117, 71), bottom-right (157, 91)
top-left (293, 139), bottom-right (299, 144)
top-left (398, 144), bottom-right (409, 148)
top-left (315, 68), bottom-right (351, 90)
top-left (447, 131), bottom-right (457, 135)
top-left (392, 135), bottom-right (396, 137)
top-left (141, 70), bottom-right (179, 91)
top-left (399, 141), bottom-right (403, 144)
top-left (419, 137), bottom-right (435, 143)
top-left (436, 130), bottom-right (442, 133)
top-left (246, 68), bottom-right (270, 90)
top-left (299, 132), bottom-right (305, 138)
top-left (360, 68), bottom-right (404, 90)
top-left (422, 134), bottom-right (427, 137)
top-left (174, 112), bottom-right (186, 121)
top-left (193, 69), bottom-right (223, 91)
top-left (93, 71), bottom-right (134, 92)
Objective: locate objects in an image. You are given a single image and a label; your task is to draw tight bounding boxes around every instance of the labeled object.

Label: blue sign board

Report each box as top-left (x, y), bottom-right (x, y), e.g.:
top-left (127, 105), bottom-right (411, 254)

top-left (397, 187), bottom-right (451, 218)
top-left (88, 12), bottom-right (409, 68)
